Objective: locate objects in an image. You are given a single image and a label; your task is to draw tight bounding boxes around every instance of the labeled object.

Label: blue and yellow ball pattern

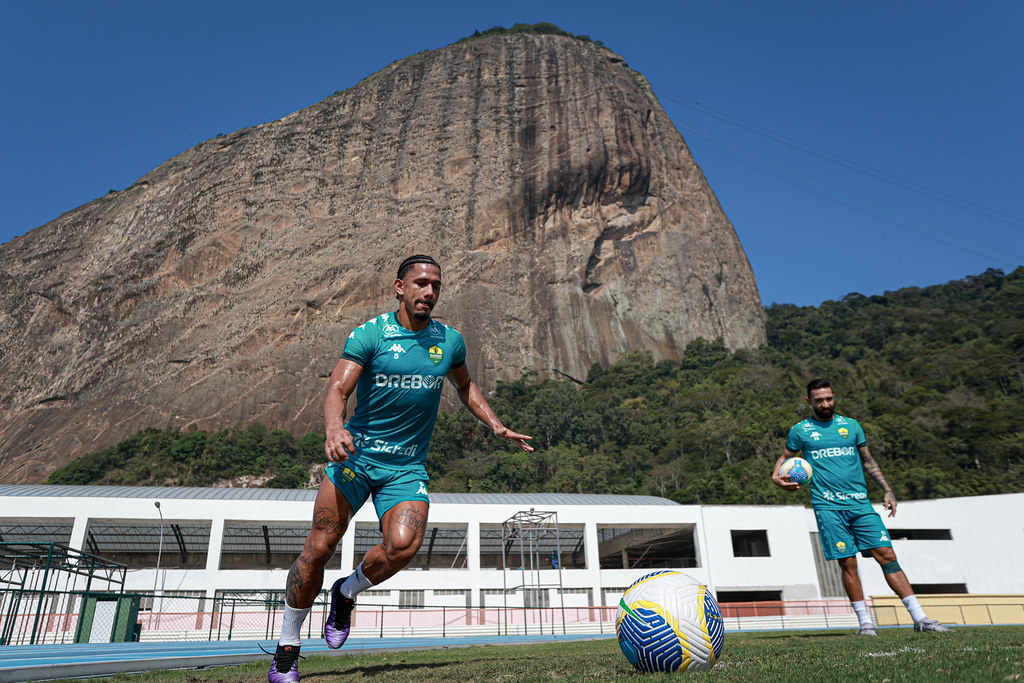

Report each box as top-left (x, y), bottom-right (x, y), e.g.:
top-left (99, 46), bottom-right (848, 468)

top-left (779, 456), bottom-right (814, 488)
top-left (616, 571), bottom-right (724, 673)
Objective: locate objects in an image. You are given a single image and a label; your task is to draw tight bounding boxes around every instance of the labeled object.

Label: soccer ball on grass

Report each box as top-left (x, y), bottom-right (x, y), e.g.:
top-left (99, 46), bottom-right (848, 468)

top-left (615, 570), bottom-right (724, 673)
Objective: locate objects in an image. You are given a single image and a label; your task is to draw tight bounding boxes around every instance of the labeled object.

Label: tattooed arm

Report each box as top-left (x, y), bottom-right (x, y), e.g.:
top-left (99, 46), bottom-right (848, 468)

top-left (859, 444), bottom-right (897, 517)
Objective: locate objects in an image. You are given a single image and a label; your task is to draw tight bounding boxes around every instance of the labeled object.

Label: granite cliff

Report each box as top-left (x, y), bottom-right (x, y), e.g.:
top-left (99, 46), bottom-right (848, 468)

top-left (0, 33), bottom-right (765, 482)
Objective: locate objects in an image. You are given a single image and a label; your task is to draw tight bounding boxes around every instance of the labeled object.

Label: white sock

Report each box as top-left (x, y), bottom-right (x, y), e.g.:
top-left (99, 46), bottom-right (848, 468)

top-left (339, 562), bottom-right (375, 599)
top-left (851, 600), bottom-right (873, 626)
top-left (902, 595), bottom-right (927, 623)
top-left (279, 604), bottom-right (311, 646)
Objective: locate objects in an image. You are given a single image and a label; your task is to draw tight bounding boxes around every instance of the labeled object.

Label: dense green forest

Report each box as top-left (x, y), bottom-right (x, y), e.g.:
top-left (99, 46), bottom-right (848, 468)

top-left (46, 267), bottom-right (1024, 505)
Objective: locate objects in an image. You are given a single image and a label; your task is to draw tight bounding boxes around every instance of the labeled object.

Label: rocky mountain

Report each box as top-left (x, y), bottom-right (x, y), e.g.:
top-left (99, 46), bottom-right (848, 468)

top-left (0, 32), bottom-right (765, 483)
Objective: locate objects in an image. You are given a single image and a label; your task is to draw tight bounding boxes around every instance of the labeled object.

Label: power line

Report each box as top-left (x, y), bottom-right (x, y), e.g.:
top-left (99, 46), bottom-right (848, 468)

top-left (656, 89), bottom-right (1024, 231)
top-left (684, 134), bottom-right (1020, 268)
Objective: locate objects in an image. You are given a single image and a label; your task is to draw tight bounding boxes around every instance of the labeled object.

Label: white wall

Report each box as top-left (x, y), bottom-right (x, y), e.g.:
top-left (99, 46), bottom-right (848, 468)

top-left (3, 489), bottom-right (1022, 604)
top-left (824, 494), bottom-right (1024, 598)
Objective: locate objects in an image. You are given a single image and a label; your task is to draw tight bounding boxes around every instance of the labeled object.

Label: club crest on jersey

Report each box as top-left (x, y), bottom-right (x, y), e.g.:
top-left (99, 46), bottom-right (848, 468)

top-left (428, 345), bottom-right (444, 365)
top-left (389, 343), bottom-right (406, 359)
top-left (383, 324), bottom-right (402, 337)
top-left (838, 427), bottom-right (850, 438)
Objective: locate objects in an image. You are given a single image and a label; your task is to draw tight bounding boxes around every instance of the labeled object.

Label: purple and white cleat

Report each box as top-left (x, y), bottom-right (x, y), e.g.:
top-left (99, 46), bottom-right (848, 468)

top-left (324, 577), bottom-right (356, 649)
top-left (267, 643), bottom-right (300, 683)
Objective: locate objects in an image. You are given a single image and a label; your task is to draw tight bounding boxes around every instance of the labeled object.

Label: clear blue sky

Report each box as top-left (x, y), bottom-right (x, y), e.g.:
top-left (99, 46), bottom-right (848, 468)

top-left (2, 1), bottom-right (1021, 307)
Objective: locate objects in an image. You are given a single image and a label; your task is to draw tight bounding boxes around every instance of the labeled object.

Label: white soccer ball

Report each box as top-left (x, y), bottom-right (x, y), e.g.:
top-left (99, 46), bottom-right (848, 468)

top-left (779, 456), bottom-right (814, 488)
top-left (615, 570), bottom-right (724, 673)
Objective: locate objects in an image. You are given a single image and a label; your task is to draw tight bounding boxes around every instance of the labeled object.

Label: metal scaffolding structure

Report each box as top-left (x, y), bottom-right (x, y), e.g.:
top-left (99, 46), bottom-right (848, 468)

top-left (0, 541), bottom-right (130, 645)
top-left (500, 509), bottom-right (567, 635)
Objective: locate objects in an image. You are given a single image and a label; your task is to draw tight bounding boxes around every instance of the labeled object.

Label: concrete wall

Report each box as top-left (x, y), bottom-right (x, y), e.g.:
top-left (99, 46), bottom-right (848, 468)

top-left (2, 488), bottom-right (1022, 605)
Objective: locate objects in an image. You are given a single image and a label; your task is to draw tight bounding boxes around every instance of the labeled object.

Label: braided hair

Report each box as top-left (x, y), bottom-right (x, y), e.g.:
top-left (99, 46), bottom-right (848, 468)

top-left (397, 254), bottom-right (440, 280)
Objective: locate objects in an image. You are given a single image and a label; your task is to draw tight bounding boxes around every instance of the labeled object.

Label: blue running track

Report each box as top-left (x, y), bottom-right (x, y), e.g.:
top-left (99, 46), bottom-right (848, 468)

top-left (0, 633), bottom-right (612, 682)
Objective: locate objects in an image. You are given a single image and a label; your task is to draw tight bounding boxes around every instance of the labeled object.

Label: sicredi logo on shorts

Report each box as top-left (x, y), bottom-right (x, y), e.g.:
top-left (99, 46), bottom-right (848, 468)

top-left (374, 374), bottom-right (444, 389)
top-left (808, 446), bottom-right (857, 459)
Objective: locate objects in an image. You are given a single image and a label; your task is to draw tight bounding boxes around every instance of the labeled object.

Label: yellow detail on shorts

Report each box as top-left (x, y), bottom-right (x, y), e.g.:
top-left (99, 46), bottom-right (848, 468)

top-left (836, 541), bottom-right (847, 551)
top-left (340, 467), bottom-right (355, 482)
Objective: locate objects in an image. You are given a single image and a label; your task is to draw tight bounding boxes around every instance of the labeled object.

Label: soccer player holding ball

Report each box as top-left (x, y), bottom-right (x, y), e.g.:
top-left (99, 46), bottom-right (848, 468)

top-left (772, 379), bottom-right (949, 635)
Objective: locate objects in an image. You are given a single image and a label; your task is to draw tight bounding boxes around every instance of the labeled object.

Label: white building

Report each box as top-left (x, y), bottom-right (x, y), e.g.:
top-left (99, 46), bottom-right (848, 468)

top-left (1, 485), bottom-right (1021, 608)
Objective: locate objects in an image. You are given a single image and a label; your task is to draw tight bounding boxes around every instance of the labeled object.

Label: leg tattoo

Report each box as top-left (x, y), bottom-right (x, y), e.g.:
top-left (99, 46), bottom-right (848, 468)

top-left (313, 505), bottom-right (345, 535)
top-left (393, 506), bottom-right (427, 533)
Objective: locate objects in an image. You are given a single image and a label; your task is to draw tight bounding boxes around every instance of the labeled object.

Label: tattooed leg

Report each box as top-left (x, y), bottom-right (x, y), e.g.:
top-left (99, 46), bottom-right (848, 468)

top-left (361, 500), bottom-right (429, 584)
top-left (285, 478), bottom-right (353, 608)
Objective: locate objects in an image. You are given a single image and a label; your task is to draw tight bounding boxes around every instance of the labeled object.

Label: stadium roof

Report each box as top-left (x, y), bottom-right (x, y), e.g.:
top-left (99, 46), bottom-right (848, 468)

top-left (0, 484), bottom-right (679, 507)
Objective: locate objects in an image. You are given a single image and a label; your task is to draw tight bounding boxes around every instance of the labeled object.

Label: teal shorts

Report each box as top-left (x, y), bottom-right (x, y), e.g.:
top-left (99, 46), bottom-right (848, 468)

top-left (325, 454), bottom-right (429, 521)
top-left (814, 507), bottom-right (892, 561)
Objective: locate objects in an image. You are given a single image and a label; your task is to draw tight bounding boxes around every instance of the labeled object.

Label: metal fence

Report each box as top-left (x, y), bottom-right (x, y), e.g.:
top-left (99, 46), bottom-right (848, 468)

top-left (0, 590), bottom-right (623, 645)
top-left (4, 591), bottom-right (1020, 646)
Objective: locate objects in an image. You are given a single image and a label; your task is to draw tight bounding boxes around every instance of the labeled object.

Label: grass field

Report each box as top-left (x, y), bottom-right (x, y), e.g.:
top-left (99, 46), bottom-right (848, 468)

top-left (58, 626), bottom-right (1023, 682)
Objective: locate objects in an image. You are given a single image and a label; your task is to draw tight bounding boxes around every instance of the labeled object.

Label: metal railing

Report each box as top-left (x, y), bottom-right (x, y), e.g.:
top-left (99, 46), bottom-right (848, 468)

top-left (3, 591), bottom-right (1020, 646)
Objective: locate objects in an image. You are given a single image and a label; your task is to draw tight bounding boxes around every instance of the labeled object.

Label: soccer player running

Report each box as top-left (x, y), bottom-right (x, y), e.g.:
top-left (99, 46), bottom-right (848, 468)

top-left (269, 255), bottom-right (534, 682)
top-left (771, 379), bottom-right (949, 636)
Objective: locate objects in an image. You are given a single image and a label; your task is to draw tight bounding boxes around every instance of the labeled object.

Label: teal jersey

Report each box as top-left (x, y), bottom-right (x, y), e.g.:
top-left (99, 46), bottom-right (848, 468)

top-left (786, 415), bottom-right (870, 511)
top-left (341, 312), bottom-right (466, 467)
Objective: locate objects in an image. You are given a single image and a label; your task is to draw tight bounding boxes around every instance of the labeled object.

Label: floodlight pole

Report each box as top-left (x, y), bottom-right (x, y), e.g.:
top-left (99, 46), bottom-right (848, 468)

top-left (153, 502), bottom-right (164, 601)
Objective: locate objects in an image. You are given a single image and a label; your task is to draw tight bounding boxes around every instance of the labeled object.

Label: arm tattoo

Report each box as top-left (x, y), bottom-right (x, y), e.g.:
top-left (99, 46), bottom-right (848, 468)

top-left (861, 449), bottom-right (893, 493)
top-left (394, 507), bottom-right (427, 533)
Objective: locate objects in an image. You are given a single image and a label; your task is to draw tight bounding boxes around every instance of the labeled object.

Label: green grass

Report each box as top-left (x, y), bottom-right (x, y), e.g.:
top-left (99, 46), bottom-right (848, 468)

top-left (56, 626), bottom-right (1024, 682)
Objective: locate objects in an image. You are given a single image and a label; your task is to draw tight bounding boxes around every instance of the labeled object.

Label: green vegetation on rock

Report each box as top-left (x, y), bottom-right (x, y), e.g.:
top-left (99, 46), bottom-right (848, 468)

top-left (456, 23), bottom-right (605, 47)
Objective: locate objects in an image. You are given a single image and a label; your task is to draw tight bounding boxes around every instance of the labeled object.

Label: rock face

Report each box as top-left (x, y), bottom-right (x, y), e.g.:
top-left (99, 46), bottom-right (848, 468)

top-left (0, 34), bottom-right (765, 483)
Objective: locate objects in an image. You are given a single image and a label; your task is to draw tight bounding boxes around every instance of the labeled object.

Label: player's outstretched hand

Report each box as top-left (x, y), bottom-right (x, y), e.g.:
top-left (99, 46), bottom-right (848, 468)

top-left (494, 426), bottom-right (534, 452)
top-left (325, 426), bottom-right (356, 463)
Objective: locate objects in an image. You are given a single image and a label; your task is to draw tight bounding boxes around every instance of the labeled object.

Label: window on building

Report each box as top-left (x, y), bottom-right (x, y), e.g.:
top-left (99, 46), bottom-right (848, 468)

top-left (596, 525), bottom-right (697, 569)
top-left (731, 530), bottom-right (770, 557)
top-left (85, 521), bottom-right (210, 569)
top-left (220, 523), bottom-right (309, 569)
top-left (911, 583), bottom-right (968, 594)
top-left (887, 529), bottom-right (953, 540)
top-left (399, 590), bottom-right (425, 609)
top-left (354, 523), bottom-right (469, 569)
top-left (716, 590), bottom-right (782, 603)
top-left (433, 589), bottom-right (471, 607)
top-left (0, 521), bottom-right (74, 546)
top-left (524, 588), bottom-right (550, 608)
top-left (479, 524), bottom-right (586, 569)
